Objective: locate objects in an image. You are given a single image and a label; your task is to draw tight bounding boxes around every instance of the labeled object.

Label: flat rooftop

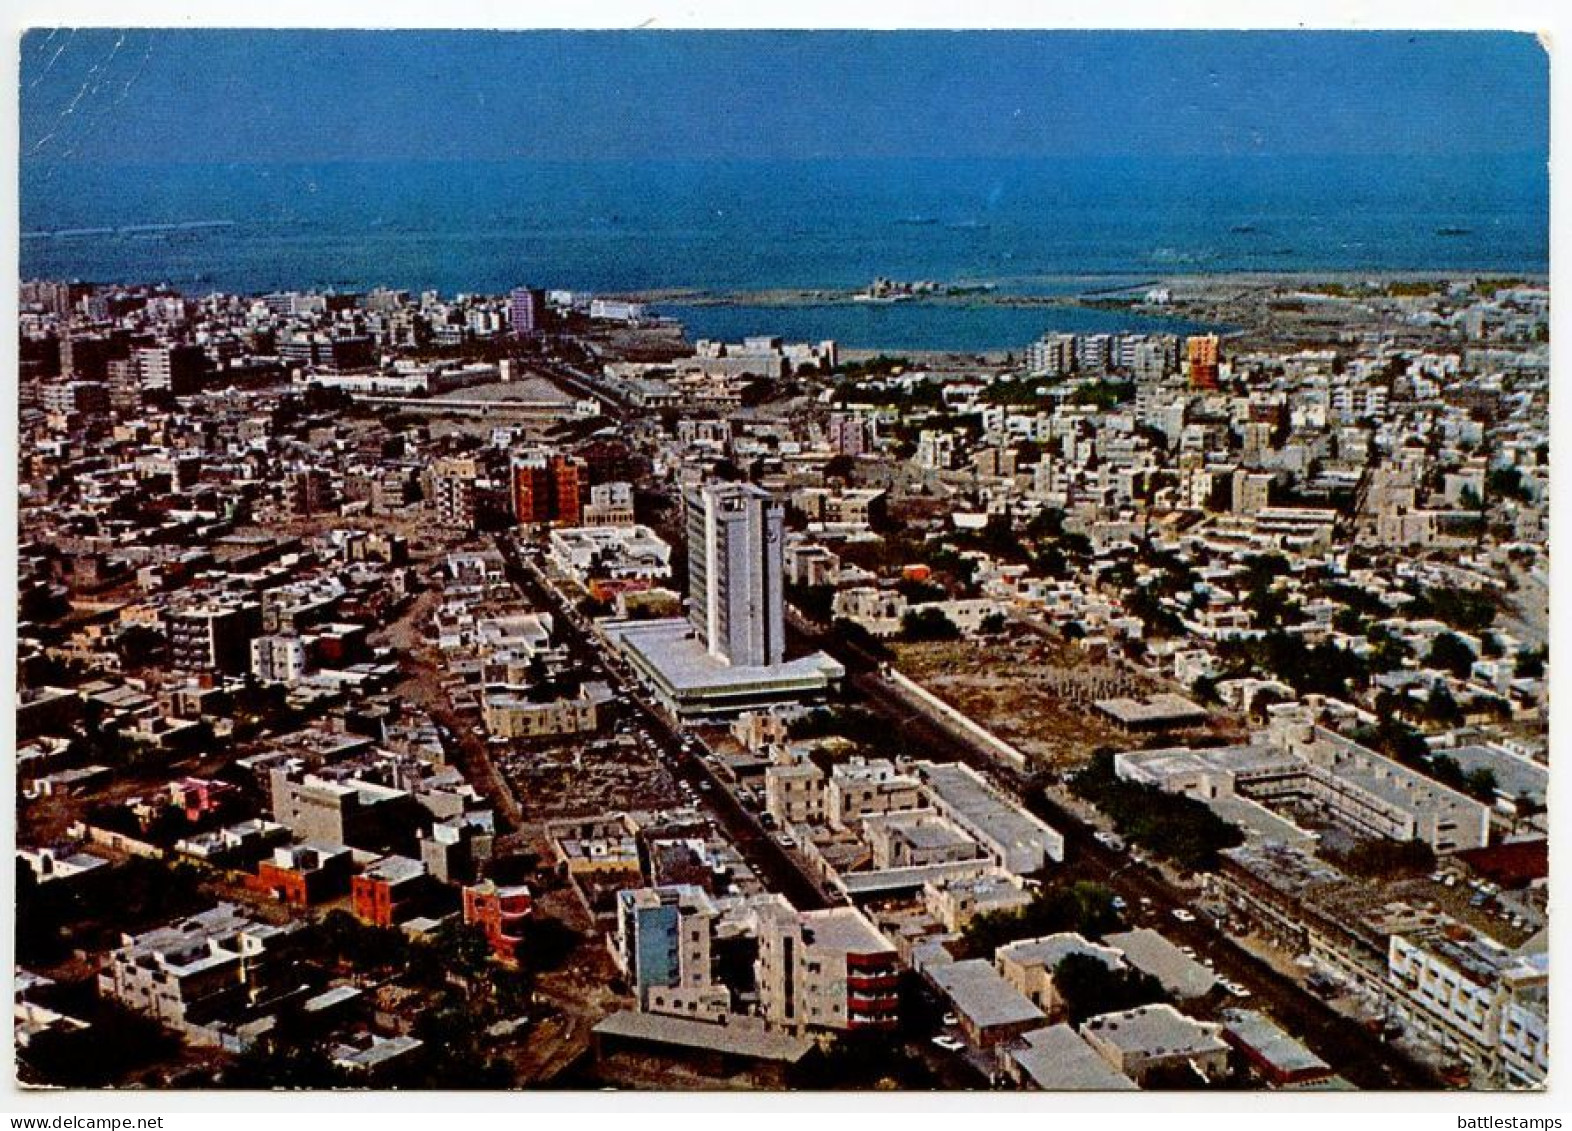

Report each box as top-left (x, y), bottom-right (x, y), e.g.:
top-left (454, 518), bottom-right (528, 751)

top-left (1117, 743), bottom-right (1297, 780)
top-left (593, 1010), bottom-right (813, 1064)
top-left (1011, 1024), bottom-right (1139, 1091)
top-left (800, 906), bottom-right (893, 956)
top-left (997, 932), bottom-right (1124, 973)
top-left (1104, 928), bottom-right (1217, 999)
top-left (608, 618), bottom-right (843, 713)
top-left (1208, 794), bottom-right (1318, 850)
top-left (1094, 693), bottom-right (1210, 728)
top-left (1081, 1003), bottom-right (1227, 1059)
top-left (836, 859), bottom-right (991, 899)
top-left (929, 958), bottom-right (1046, 1032)
top-left (1221, 1008), bottom-right (1331, 1078)
top-left (1443, 744), bottom-right (1548, 805)
top-left (916, 762), bottom-right (1064, 866)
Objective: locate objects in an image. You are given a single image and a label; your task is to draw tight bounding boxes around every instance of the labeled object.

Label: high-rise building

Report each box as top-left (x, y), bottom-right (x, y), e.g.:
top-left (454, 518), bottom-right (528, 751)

top-left (1186, 334), bottom-right (1221, 390)
top-left (508, 287), bottom-right (546, 338)
top-left (685, 482), bottom-right (785, 668)
top-left (828, 412), bottom-right (873, 457)
top-left (1026, 333), bottom-right (1077, 377)
top-left (510, 453), bottom-right (582, 525)
top-left (40, 380), bottom-right (110, 417)
top-left (137, 344), bottom-right (209, 395)
top-left (281, 468), bottom-right (336, 518)
top-left (615, 886), bottom-right (716, 998)
top-left (754, 898), bottom-right (900, 1033)
top-left (165, 600), bottom-right (262, 674)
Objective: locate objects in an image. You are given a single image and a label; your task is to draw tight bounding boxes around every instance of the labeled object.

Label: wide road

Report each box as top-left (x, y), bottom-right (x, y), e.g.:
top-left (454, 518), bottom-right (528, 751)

top-left (493, 534), bottom-right (836, 912)
top-left (788, 612), bottom-right (1443, 1091)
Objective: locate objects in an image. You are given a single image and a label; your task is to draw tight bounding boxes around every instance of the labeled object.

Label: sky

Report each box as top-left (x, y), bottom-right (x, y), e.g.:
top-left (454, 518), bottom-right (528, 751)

top-left (19, 30), bottom-right (1550, 165)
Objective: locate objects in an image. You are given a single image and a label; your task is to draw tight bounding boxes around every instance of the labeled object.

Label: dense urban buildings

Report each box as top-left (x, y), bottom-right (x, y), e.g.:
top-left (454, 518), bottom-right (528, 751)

top-left (15, 264), bottom-right (1548, 1096)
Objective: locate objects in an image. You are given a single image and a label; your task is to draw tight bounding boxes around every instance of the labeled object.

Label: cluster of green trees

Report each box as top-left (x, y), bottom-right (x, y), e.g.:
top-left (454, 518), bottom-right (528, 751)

top-left (1426, 632), bottom-right (1479, 679)
top-left (946, 512), bottom-right (1032, 566)
top-left (1070, 380), bottom-right (1135, 410)
top-left (1051, 953), bottom-right (1167, 1026)
top-left (1487, 465), bottom-right (1535, 504)
top-left (1405, 585), bottom-right (1498, 634)
top-left (1216, 630), bottom-right (1368, 700)
top-left (834, 355), bottom-right (911, 380)
top-left (979, 376), bottom-right (1054, 406)
top-left (1516, 645), bottom-right (1547, 680)
top-left (1069, 752), bottom-right (1245, 872)
top-left (785, 581), bottom-right (837, 624)
top-left (1124, 585), bottom-right (1185, 639)
top-left (960, 880), bottom-right (1124, 959)
top-left (901, 606), bottom-right (961, 642)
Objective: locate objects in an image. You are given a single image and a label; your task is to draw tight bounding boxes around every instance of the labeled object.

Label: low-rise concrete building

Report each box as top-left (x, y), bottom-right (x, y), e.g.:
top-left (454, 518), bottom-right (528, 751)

top-left (995, 933), bottom-right (1127, 1017)
top-left (1006, 1024), bottom-right (1140, 1091)
top-left (1079, 1003), bottom-right (1230, 1085)
top-left (927, 958), bottom-right (1046, 1048)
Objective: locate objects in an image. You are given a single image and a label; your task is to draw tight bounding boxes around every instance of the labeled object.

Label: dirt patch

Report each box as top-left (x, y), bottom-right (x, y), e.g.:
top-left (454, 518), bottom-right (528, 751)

top-left (893, 637), bottom-right (1159, 769)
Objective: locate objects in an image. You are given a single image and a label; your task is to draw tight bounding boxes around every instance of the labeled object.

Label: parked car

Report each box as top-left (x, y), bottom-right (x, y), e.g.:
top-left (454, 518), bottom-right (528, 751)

top-left (1172, 909), bottom-right (1197, 923)
top-left (932, 1036), bottom-right (965, 1053)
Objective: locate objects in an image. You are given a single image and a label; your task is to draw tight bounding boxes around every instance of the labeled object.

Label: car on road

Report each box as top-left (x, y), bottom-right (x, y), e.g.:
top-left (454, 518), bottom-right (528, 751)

top-left (1111, 896), bottom-right (1128, 912)
top-left (931, 1036), bottom-right (965, 1053)
top-left (942, 1013), bottom-right (959, 1027)
top-left (773, 833), bottom-right (797, 849)
top-left (1172, 909), bottom-right (1197, 923)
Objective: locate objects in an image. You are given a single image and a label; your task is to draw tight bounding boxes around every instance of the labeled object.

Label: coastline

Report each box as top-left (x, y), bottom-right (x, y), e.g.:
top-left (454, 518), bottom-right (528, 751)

top-left (613, 268), bottom-right (1547, 310)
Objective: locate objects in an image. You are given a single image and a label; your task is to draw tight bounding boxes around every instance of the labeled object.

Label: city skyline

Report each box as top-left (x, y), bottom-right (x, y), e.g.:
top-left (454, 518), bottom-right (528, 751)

top-left (10, 22), bottom-right (1556, 1113)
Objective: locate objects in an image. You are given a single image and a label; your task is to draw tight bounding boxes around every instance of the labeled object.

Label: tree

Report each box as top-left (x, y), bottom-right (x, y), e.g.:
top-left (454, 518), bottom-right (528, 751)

top-left (979, 611), bottom-right (1008, 636)
top-left (1069, 752), bottom-right (1244, 871)
top-left (1427, 632), bottom-right (1477, 679)
top-left (823, 454), bottom-right (857, 481)
top-left (901, 607), bottom-right (961, 642)
top-left (1423, 685), bottom-right (1464, 727)
top-left (115, 623), bottom-right (169, 667)
top-left (1487, 465), bottom-right (1533, 503)
top-left (1051, 953), bottom-right (1167, 1025)
top-left (1516, 646), bottom-right (1547, 680)
top-left (1464, 767), bottom-right (1500, 802)
top-left (961, 882), bottom-right (1123, 958)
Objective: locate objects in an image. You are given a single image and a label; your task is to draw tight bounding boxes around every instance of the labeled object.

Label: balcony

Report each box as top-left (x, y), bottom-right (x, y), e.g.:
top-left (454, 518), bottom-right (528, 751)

top-left (847, 971), bottom-right (899, 992)
top-left (847, 991), bottom-right (899, 1013)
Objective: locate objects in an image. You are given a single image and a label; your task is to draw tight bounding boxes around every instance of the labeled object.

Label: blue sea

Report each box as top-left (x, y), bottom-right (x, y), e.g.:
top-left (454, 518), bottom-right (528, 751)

top-left (20, 155), bottom-right (1547, 350)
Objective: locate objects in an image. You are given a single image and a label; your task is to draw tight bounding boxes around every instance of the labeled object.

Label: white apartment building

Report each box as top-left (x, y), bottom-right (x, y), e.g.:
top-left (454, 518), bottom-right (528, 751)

top-left (752, 898), bottom-right (900, 1034)
top-left (1388, 925), bottom-right (1548, 1088)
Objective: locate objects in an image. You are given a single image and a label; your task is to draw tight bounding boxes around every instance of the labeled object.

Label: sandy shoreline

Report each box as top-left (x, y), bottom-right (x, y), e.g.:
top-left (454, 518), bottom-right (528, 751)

top-left (614, 268), bottom-right (1546, 311)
